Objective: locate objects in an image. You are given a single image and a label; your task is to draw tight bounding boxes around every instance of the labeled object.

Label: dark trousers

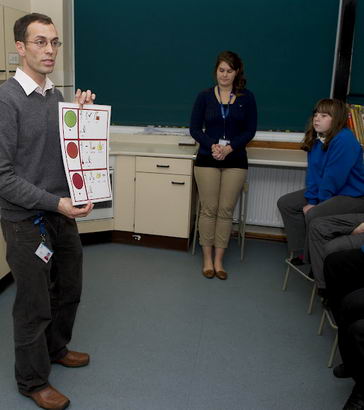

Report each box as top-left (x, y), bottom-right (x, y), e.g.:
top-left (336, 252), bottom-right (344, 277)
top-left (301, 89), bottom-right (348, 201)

top-left (277, 190), bottom-right (364, 256)
top-left (324, 249), bottom-right (364, 388)
top-left (1, 213), bottom-right (83, 394)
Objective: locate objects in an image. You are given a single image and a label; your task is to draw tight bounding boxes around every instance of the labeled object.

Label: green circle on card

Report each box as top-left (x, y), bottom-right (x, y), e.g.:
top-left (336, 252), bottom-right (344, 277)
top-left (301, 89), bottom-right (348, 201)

top-left (64, 110), bottom-right (77, 128)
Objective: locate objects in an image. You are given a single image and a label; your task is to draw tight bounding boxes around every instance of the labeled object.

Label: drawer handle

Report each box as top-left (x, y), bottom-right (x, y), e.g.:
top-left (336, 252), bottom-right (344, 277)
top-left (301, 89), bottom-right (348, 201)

top-left (0, 70), bottom-right (5, 73)
top-left (156, 164), bottom-right (170, 168)
top-left (171, 181), bottom-right (185, 185)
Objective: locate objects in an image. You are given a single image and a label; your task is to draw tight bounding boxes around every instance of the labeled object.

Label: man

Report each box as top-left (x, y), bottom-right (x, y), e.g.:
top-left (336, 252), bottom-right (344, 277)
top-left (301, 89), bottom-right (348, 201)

top-left (0, 13), bottom-right (95, 410)
top-left (324, 248), bottom-right (364, 410)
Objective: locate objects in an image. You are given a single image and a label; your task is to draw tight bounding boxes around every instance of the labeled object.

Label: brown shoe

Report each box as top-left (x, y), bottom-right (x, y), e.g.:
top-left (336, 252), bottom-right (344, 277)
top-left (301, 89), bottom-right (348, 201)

top-left (216, 270), bottom-right (228, 280)
top-left (21, 385), bottom-right (70, 410)
top-left (53, 351), bottom-right (90, 368)
top-left (202, 269), bottom-right (215, 279)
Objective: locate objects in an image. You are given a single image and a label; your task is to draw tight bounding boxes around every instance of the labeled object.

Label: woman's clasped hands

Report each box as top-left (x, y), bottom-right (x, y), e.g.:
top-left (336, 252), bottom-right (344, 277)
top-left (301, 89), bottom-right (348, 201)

top-left (211, 144), bottom-right (233, 161)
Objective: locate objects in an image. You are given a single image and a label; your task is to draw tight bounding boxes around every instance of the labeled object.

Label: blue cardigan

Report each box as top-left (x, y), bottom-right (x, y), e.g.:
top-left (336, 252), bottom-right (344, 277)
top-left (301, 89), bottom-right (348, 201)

top-left (189, 87), bottom-right (257, 168)
top-left (305, 128), bottom-right (364, 204)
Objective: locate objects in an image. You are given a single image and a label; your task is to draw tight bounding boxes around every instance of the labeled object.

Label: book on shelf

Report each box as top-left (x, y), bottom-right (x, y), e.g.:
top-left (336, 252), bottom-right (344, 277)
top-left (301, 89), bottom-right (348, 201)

top-left (347, 104), bottom-right (364, 145)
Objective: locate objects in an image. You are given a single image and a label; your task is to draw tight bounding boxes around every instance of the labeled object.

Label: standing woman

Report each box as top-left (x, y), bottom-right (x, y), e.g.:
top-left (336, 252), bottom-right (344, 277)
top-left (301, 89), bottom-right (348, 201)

top-left (190, 50), bottom-right (257, 280)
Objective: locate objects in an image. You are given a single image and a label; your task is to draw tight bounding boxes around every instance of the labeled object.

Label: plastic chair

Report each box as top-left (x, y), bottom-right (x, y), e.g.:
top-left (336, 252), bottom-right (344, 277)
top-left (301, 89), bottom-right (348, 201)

top-left (318, 308), bottom-right (338, 368)
top-left (191, 182), bottom-right (249, 261)
top-left (282, 253), bottom-right (317, 314)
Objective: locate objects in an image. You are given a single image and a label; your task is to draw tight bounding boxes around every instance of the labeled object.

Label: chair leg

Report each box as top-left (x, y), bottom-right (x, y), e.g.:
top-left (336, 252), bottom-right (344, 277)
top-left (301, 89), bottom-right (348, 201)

top-left (191, 200), bottom-right (200, 255)
top-left (318, 309), bottom-right (326, 335)
top-left (240, 183), bottom-right (249, 261)
top-left (282, 264), bottom-right (290, 291)
top-left (307, 282), bottom-right (317, 315)
top-left (328, 332), bottom-right (338, 368)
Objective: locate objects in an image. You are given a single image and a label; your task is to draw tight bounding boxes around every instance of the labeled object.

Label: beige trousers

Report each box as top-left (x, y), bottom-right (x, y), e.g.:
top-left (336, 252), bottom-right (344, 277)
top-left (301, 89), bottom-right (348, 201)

top-left (194, 166), bottom-right (247, 248)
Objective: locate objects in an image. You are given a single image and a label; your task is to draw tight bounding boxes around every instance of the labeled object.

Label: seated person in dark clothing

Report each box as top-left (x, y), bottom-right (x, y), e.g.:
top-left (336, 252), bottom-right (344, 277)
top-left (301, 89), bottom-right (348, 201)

top-left (324, 247), bottom-right (364, 410)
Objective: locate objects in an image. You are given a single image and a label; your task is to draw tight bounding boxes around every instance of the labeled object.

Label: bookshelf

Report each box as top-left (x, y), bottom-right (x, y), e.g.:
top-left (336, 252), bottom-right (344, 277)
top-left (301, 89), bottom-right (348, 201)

top-left (347, 104), bottom-right (364, 145)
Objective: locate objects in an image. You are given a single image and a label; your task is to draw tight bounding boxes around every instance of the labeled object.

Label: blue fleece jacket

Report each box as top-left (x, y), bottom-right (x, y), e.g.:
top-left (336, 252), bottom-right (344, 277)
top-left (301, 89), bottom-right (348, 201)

top-left (189, 87), bottom-right (257, 168)
top-left (305, 128), bottom-right (364, 204)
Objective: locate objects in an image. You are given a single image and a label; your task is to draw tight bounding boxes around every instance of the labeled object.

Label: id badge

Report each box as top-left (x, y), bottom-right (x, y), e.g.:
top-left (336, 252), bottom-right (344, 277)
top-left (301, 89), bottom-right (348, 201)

top-left (219, 139), bottom-right (230, 146)
top-left (35, 242), bottom-right (53, 263)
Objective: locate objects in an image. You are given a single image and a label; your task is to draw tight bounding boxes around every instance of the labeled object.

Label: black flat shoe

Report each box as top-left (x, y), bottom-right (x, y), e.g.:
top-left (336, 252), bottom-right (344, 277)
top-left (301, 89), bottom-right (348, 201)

top-left (289, 256), bottom-right (304, 266)
top-left (333, 363), bottom-right (351, 379)
top-left (343, 384), bottom-right (364, 409)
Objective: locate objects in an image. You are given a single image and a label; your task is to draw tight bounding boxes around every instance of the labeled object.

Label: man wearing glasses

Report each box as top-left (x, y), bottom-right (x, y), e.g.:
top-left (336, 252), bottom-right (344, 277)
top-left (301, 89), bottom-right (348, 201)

top-left (0, 13), bottom-right (95, 410)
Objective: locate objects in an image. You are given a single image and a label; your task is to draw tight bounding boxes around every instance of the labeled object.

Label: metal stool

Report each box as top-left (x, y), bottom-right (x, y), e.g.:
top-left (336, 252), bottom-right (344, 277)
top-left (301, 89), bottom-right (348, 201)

top-left (282, 254), bottom-right (317, 314)
top-left (191, 182), bottom-right (249, 261)
top-left (318, 308), bottom-right (338, 368)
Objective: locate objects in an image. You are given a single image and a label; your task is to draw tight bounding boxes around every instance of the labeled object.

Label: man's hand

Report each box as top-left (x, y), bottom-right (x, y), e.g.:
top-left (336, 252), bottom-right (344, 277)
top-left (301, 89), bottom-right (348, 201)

top-left (303, 204), bottom-right (316, 215)
top-left (57, 197), bottom-right (94, 219)
top-left (352, 222), bottom-right (364, 235)
top-left (73, 89), bottom-right (96, 107)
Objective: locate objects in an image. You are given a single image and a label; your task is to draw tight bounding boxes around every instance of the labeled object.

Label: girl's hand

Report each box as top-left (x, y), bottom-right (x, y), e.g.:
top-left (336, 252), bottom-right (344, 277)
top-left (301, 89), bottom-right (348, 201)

top-left (303, 204), bottom-right (316, 214)
top-left (212, 144), bottom-right (232, 161)
top-left (352, 222), bottom-right (364, 235)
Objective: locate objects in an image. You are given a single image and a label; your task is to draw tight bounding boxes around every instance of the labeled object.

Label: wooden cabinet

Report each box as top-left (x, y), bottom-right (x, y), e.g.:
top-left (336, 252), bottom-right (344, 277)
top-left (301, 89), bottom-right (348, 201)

top-left (113, 155), bottom-right (135, 232)
top-left (3, 6), bottom-right (26, 79)
top-left (0, 6), bottom-right (6, 81)
top-left (134, 157), bottom-right (193, 238)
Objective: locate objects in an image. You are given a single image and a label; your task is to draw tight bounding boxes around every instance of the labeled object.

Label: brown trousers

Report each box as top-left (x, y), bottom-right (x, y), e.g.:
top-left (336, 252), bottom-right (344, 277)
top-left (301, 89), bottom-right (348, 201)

top-left (194, 166), bottom-right (247, 248)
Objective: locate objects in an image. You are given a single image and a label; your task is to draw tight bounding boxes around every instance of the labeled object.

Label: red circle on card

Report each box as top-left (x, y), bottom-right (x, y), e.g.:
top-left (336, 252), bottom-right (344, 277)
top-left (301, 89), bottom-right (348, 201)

top-left (72, 173), bottom-right (84, 190)
top-left (67, 142), bottom-right (78, 159)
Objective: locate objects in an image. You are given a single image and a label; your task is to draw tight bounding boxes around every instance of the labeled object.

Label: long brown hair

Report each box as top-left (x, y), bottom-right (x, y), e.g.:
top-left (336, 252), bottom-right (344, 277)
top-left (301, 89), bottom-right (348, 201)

top-left (301, 98), bottom-right (348, 152)
top-left (214, 50), bottom-right (246, 95)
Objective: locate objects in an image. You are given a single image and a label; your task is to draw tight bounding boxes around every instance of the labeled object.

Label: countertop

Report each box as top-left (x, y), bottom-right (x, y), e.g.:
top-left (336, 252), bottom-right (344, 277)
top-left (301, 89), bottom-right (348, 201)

top-left (109, 134), bottom-right (307, 167)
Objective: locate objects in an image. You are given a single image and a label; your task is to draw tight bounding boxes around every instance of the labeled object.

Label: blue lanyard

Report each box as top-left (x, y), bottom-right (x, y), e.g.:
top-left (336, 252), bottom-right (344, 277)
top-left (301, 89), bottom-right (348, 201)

top-left (217, 87), bottom-right (233, 120)
top-left (33, 212), bottom-right (46, 242)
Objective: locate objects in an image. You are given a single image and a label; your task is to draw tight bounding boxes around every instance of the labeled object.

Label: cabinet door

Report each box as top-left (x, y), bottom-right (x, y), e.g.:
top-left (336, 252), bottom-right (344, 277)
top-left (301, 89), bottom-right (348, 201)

top-left (4, 7), bottom-right (25, 78)
top-left (113, 155), bottom-right (135, 232)
top-left (135, 172), bottom-right (192, 238)
top-left (0, 6), bottom-right (6, 81)
top-left (0, 229), bottom-right (9, 280)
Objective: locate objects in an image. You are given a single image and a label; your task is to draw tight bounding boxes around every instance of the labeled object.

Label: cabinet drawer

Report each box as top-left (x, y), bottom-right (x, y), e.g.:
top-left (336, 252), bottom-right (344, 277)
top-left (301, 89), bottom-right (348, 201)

top-left (136, 156), bottom-right (192, 175)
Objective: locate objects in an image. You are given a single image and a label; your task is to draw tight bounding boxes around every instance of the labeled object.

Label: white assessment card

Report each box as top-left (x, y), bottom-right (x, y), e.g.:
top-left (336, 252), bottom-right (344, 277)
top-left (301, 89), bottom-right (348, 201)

top-left (58, 102), bottom-right (112, 206)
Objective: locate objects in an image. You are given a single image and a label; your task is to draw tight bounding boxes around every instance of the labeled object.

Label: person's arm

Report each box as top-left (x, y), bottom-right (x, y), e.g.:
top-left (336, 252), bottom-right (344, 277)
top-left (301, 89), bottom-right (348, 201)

top-left (228, 91), bottom-right (257, 151)
top-left (304, 150), bottom-right (319, 205)
top-left (189, 91), bottom-right (217, 151)
top-left (318, 132), bottom-right (362, 202)
top-left (0, 101), bottom-right (61, 211)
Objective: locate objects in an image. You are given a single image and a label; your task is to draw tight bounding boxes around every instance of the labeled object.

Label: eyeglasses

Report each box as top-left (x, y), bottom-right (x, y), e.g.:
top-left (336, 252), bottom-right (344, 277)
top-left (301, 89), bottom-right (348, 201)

top-left (26, 39), bottom-right (63, 49)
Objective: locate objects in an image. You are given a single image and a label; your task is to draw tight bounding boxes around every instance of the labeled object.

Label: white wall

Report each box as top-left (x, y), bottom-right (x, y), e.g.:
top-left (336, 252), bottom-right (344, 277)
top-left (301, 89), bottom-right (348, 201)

top-left (0, 0), bottom-right (30, 11)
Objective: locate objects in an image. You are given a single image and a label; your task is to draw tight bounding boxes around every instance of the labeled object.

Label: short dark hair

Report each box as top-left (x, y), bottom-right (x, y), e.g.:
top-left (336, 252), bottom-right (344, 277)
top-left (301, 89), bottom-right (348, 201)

top-left (14, 13), bottom-right (53, 43)
top-left (214, 50), bottom-right (246, 94)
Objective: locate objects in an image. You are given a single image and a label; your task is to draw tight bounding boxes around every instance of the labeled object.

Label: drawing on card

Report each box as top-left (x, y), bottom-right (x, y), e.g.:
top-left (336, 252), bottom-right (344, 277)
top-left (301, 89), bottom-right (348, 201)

top-left (58, 102), bottom-right (112, 205)
top-left (79, 110), bottom-right (109, 139)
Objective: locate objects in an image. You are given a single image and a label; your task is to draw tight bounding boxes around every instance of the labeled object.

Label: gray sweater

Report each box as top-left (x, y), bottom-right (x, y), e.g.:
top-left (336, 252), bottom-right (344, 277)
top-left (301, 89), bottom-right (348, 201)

top-left (0, 78), bottom-right (69, 221)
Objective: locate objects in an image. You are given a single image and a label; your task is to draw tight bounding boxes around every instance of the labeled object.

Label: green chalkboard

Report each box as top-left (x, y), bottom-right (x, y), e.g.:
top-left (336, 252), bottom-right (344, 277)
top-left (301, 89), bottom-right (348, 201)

top-left (74, 0), bottom-right (340, 131)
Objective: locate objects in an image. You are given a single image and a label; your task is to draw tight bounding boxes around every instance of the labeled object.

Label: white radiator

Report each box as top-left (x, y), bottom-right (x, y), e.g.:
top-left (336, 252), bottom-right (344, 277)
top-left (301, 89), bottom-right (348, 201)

top-left (234, 165), bottom-right (306, 228)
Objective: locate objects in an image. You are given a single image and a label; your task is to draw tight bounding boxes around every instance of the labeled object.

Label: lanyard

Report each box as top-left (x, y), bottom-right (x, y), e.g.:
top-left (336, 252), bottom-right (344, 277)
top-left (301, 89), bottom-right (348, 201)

top-left (33, 212), bottom-right (46, 243)
top-left (217, 87), bottom-right (233, 120)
